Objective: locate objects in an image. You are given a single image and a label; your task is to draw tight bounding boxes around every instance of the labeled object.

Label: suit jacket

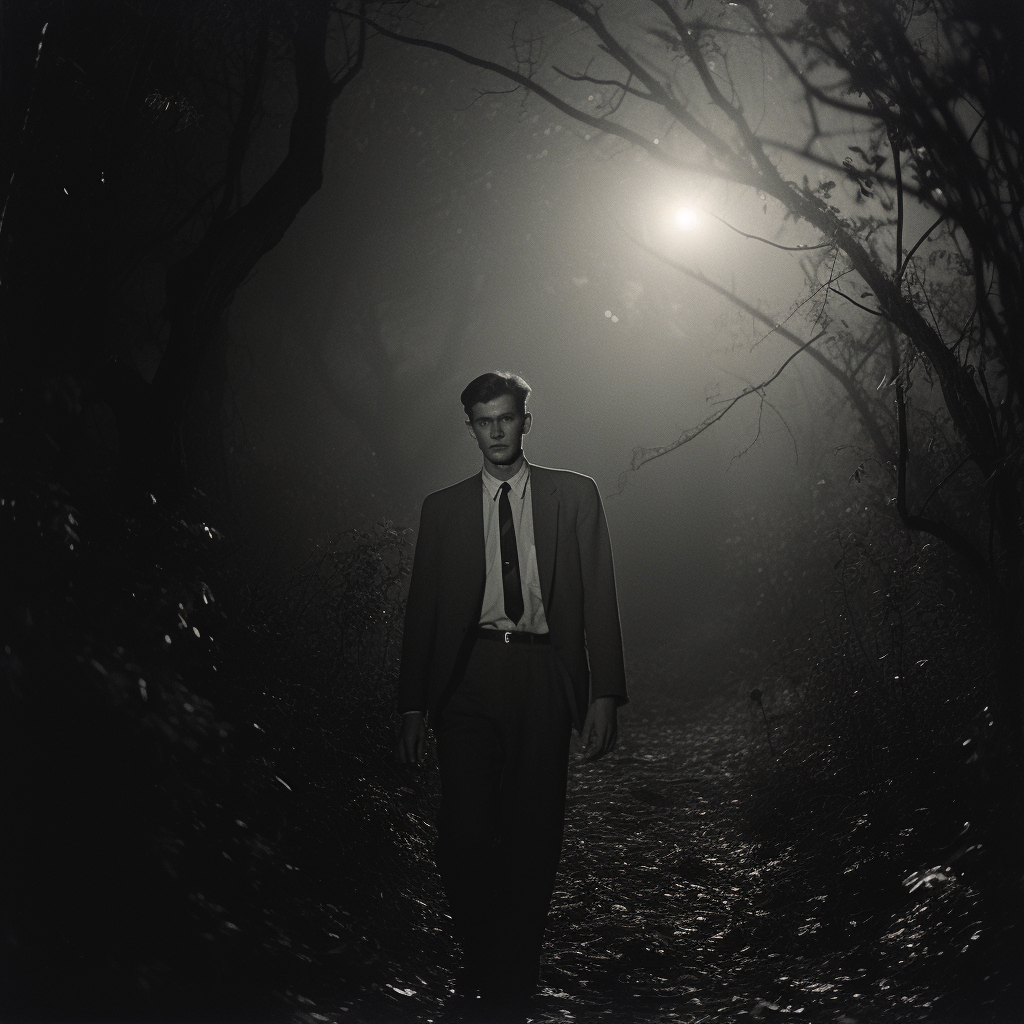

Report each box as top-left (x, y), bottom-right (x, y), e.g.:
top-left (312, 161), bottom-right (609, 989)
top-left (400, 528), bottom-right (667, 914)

top-left (397, 463), bottom-right (628, 731)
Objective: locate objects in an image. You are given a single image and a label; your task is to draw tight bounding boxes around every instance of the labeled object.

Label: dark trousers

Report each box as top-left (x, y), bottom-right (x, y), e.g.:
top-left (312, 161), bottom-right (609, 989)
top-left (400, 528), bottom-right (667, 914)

top-left (435, 638), bottom-right (573, 1000)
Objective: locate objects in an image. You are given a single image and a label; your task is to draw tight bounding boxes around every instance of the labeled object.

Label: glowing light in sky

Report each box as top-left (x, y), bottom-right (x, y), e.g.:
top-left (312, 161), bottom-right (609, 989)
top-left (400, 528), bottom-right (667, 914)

top-left (674, 205), bottom-right (699, 230)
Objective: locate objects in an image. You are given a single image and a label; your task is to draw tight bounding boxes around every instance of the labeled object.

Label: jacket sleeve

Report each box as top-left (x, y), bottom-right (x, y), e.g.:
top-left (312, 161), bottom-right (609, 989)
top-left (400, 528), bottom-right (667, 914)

top-left (397, 494), bottom-right (442, 714)
top-left (576, 478), bottom-right (628, 706)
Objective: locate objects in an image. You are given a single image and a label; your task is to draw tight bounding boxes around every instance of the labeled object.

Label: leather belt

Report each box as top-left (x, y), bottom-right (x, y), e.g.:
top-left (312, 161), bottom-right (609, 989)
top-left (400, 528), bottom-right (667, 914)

top-left (474, 627), bottom-right (551, 646)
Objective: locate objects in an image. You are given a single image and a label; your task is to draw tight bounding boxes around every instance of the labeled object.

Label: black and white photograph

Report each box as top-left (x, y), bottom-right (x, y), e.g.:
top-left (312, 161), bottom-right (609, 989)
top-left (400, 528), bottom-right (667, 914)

top-left (1, 2), bottom-right (1022, 1022)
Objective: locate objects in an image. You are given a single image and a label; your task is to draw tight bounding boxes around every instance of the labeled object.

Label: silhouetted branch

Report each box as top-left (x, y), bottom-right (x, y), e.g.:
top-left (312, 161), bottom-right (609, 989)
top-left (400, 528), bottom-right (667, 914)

top-left (626, 328), bottom-right (826, 475)
top-left (917, 452), bottom-right (973, 516)
top-left (329, 11), bottom-right (366, 99)
top-left (213, 3), bottom-right (270, 226)
top-left (348, 8), bottom-right (767, 187)
top-left (760, 139), bottom-right (923, 200)
top-left (740, 3), bottom-right (877, 121)
top-left (623, 228), bottom-right (896, 466)
top-left (897, 212), bottom-right (946, 283)
top-left (831, 288), bottom-right (883, 317)
top-left (551, 66), bottom-right (649, 103)
top-left (342, 15), bottom-right (678, 167)
top-left (154, 1), bottom-right (365, 429)
top-left (890, 127), bottom-right (904, 278)
top-left (705, 210), bottom-right (833, 252)
top-left (716, 365), bottom-right (800, 465)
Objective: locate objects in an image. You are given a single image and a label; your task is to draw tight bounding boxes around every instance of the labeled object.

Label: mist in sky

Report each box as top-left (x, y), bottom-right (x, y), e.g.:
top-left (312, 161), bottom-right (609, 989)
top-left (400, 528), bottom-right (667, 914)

top-left (226, 4), bottom-right (865, 671)
top-left (5, 2), bottom-right (1016, 1017)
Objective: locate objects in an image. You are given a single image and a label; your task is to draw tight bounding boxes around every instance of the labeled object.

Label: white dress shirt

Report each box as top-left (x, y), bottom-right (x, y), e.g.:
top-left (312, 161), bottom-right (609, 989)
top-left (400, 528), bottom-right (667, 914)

top-left (479, 460), bottom-right (549, 634)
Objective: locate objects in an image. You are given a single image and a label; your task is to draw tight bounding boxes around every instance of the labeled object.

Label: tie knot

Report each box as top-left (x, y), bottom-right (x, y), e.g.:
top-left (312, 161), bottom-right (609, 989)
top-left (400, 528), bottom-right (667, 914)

top-left (500, 482), bottom-right (511, 496)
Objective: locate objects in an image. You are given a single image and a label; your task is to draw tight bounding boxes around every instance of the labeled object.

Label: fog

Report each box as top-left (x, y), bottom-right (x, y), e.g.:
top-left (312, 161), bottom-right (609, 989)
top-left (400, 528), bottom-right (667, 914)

top-left (225, 25), bottom-right (860, 667)
top-left (6, 2), bottom-right (1018, 1019)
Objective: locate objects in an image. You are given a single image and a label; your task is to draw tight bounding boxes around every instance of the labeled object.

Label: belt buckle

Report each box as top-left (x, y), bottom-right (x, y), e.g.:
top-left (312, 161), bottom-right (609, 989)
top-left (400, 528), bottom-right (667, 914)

top-left (504, 631), bottom-right (512, 643)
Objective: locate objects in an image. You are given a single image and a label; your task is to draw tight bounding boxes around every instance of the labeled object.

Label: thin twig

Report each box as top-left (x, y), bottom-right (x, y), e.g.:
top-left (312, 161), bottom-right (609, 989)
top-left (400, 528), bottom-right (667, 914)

top-left (896, 212), bottom-right (946, 282)
top-left (704, 209), bottom-right (834, 252)
top-left (625, 328), bottom-right (826, 474)
top-left (891, 126), bottom-right (904, 278)
top-left (831, 288), bottom-right (883, 317)
top-left (917, 452), bottom-right (972, 516)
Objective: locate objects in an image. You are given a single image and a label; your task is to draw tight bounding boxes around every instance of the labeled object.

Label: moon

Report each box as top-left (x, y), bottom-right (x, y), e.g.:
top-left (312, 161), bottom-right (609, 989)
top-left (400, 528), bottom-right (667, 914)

top-left (673, 205), bottom-right (699, 230)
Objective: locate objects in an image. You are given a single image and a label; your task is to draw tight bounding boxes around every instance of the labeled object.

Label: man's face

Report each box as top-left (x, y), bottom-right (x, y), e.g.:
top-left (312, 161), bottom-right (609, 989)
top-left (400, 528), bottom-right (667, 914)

top-left (467, 394), bottom-right (532, 469)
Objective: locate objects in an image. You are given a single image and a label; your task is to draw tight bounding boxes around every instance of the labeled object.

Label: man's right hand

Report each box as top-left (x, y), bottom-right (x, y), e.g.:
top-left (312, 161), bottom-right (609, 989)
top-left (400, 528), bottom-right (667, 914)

top-left (396, 712), bottom-right (428, 764)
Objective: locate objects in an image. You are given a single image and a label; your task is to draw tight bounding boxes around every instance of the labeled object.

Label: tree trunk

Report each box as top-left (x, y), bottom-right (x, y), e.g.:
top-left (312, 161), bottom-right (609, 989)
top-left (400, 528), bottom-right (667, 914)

top-left (151, 3), bottom-right (346, 435)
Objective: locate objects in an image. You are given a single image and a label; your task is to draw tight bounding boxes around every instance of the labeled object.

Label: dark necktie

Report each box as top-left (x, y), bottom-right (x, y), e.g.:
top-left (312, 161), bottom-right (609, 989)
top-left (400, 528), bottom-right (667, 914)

top-left (498, 482), bottom-right (525, 626)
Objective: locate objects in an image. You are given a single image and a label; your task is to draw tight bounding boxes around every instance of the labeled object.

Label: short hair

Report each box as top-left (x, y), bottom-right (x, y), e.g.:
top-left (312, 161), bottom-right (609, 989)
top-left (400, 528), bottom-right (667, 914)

top-left (461, 371), bottom-right (532, 419)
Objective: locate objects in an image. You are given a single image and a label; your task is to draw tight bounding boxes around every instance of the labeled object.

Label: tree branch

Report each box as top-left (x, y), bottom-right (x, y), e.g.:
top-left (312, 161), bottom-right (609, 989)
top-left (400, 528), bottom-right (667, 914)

top-left (739, 4), bottom-right (878, 121)
top-left (341, 12), bottom-right (689, 171)
top-left (551, 66), bottom-right (651, 104)
top-left (705, 209), bottom-right (833, 251)
top-left (890, 125), bottom-right (904, 279)
top-left (623, 228), bottom-right (896, 465)
top-left (917, 452), bottom-right (973, 517)
top-left (626, 327), bottom-right (826, 475)
top-left (831, 287), bottom-right (883, 317)
top-left (212, 3), bottom-right (270, 226)
top-left (330, 2), bottom-right (366, 98)
top-left (897, 211), bottom-right (946, 283)
top-left (761, 139), bottom-right (926, 201)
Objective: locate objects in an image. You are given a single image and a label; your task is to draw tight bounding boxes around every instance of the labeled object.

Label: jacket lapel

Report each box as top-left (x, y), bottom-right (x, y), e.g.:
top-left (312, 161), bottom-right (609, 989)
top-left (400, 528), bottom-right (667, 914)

top-left (530, 466), bottom-right (559, 615)
top-left (461, 472), bottom-right (486, 603)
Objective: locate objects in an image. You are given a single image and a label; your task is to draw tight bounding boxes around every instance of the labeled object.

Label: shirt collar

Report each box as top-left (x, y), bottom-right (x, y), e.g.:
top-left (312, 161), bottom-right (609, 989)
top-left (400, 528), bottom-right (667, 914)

top-left (481, 457), bottom-right (530, 501)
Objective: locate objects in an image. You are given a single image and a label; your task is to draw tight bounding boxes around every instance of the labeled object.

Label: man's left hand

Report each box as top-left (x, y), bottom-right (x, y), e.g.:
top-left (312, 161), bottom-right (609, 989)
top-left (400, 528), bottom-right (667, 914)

top-left (582, 696), bottom-right (618, 761)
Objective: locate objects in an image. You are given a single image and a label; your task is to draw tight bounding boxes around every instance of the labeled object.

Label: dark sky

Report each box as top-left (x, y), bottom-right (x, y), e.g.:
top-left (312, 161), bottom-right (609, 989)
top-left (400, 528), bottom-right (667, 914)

top-left (225, 2), bottom-right (887, 667)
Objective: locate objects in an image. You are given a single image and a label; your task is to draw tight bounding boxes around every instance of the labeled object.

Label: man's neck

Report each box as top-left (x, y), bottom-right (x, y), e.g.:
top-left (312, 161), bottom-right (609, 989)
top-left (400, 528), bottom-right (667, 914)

top-left (482, 452), bottom-right (526, 482)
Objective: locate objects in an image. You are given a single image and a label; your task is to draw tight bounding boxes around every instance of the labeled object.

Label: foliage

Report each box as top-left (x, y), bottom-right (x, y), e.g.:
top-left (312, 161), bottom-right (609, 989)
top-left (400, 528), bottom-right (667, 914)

top-left (704, 466), bottom-right (1021, 1019)
top-left (237, 518), bottom-right (411, 694)
top-left (743, 503), bottom-right (995, 790)
top-left (0, 407), bottom-right (428, 1019)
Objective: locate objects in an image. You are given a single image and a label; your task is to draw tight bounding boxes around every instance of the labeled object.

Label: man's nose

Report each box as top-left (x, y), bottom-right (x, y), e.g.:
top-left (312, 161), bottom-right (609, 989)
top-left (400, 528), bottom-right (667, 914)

top-left (491, 422), bottom-right (504, 437)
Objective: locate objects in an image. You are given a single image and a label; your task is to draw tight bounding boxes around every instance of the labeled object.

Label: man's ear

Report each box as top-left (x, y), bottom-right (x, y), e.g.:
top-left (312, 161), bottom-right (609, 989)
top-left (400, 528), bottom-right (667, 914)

top-left (522, 412), bottom-right (532, 435)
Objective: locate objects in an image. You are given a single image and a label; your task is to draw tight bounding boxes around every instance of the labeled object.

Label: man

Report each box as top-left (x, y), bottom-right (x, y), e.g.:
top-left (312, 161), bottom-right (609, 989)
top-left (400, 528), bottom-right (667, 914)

top-left (396, 371), bottom-right (627, 1022)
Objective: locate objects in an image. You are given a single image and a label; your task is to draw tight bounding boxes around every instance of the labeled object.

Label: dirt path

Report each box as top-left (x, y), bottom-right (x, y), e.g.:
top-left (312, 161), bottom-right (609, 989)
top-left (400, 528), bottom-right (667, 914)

top-left (311, 686), bottom-right (961, 1024)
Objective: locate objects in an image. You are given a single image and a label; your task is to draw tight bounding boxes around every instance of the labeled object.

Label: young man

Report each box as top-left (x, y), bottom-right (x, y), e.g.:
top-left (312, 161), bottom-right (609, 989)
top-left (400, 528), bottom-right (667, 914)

top-left (396, 371), bottom-right (627, 1021)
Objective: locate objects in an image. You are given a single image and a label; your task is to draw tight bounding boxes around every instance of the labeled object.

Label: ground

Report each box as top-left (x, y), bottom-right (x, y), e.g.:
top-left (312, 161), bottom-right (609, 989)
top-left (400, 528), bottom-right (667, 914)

top-left (2, 473), bottom-right (1019, 1024)
top-left (302, 676), bottom-right (1018, 1024)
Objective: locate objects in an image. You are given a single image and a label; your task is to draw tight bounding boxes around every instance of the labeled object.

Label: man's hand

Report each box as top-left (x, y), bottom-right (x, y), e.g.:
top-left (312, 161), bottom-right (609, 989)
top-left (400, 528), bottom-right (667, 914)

top-left (581, 696), bottom-right (618, 761)
top-left (396, 712), bottom-right (428, 764)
